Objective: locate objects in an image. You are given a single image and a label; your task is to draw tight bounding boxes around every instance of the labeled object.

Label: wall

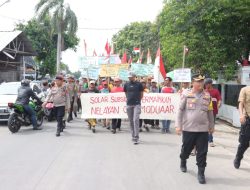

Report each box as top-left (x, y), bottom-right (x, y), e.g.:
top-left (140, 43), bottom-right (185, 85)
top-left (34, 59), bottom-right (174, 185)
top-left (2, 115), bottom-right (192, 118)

top-left (0, 71), bottom-right (19, 82)
top-left (218, 105), bottom-right (241, 127)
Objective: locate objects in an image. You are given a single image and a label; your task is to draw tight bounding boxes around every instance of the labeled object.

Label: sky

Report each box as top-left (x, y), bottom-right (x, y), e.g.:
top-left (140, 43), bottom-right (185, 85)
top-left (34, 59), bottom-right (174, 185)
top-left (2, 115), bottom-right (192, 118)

top-left (0, 0), bottom-right (164, 72)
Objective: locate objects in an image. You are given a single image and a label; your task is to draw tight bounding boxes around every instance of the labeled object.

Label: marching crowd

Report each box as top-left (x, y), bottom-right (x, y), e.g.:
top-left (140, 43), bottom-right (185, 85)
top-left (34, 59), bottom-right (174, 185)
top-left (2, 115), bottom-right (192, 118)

top-left (15, 71), bottom-right (250, 185)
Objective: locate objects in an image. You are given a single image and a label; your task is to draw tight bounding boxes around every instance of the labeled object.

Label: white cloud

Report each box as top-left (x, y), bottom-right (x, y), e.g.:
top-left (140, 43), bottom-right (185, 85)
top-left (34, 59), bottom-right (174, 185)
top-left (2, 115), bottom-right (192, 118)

top-left (0, 0), bottom-right (163, 72)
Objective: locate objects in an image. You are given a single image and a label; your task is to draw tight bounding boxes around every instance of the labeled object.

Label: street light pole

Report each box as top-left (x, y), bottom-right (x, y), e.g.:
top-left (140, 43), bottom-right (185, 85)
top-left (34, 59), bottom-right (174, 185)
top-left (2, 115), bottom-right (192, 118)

top-left (0, 0), bottom-right (10, 8)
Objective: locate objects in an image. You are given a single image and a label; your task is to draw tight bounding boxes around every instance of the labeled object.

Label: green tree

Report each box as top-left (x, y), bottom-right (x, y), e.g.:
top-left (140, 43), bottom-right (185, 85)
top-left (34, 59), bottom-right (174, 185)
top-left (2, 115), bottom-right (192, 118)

top-left (158, 0), bottom-right (250, 79)
top-left (35, 0), bottom-right (78, 73)
top-left (16, 16), bottom-right (79, 77)
top-left (112, 21), bottom-right (159, 63)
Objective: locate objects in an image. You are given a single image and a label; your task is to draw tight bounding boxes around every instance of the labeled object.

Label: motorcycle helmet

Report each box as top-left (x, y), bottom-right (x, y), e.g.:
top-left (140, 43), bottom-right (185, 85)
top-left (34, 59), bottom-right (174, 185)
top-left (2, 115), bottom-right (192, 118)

top-left (21, 79), bottom-right (30, 87)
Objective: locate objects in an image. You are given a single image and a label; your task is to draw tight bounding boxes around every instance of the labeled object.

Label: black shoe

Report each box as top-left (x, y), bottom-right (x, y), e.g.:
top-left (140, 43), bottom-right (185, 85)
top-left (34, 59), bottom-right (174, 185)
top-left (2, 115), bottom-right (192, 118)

top-left (134, 139), bottom-right (139, 145)
top-left (197, 167), bottom-right (206, 184)
top-left (67, 117), bottom-right (73, 123)
top-left (33, 127), bottom-right (42, 130)
top-left (118, 128), bottom-right (121, 131)
top-left (144, 125), bottom-right (150, 132)
top-left (92, 127), bottom-right (96, 133)
top-left (62, 120), bottom-right (66, 129)
top-left (180, 160), bottom-right (187, 173)
top-left (56, 132), bottom-right (60, 137)
top-left (234, 158), bottom-right (241, 169)
top-left (106, 127), bottom-right (110, 130)
top-left (111, 129), bottom-right (116, 134)
top-left (139, 128), bottom-right (143, 132)
top-left (74, 113), bottom-right (77, 117)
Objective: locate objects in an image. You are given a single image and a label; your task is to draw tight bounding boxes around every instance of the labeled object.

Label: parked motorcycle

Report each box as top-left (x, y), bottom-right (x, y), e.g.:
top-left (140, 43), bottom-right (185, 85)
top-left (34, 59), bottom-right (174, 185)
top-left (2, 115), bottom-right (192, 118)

top-left (7, 100), bottom-right (44, 133)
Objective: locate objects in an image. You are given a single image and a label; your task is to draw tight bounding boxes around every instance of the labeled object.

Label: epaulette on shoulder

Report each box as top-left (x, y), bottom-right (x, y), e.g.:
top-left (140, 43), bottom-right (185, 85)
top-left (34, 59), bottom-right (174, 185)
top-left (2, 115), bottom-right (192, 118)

top-left (183, 89), bottom-right (194, 97)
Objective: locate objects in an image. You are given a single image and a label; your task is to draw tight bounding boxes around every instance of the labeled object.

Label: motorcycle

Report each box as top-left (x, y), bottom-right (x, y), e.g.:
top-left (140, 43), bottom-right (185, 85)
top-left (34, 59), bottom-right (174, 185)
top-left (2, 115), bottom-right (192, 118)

top-left (7, 100), bottom-right (44, 133)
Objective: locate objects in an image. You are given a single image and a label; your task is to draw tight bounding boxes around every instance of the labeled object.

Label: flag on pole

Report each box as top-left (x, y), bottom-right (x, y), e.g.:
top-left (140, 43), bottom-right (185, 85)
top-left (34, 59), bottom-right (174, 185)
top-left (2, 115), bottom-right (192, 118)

top-left (84, 39), bottom-right (87, 56)
top-left (128, 55), bottom-right (132, 64)
top-left (105, 40), bottom-right (111, 56)
top-left (133, 47), bottom-right (140, 53)
top-left (93, 49), bottom-right (97, 57)
top-left (137, 50), bottom-right (144, 63)
top-left (111, 43), bottom-right (115, 55)
top-left (184, 46), bottom-right (189, 55)
top-left (147, 48), bottom-right (152, 64)
top-left (154, 47), bottom-right (166, 83)
top-left (121, 52), bottom-right (127, 63)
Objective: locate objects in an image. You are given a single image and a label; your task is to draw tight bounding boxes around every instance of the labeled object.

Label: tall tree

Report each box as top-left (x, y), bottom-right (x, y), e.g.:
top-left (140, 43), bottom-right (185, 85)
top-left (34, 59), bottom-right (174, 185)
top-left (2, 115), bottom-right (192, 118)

top-left (112, 22), bottom-right (159, 63)
top-left (158, 0), bottom-right (250, 79)
top-left (16, 16), bottom-right (79, 77)
top-left (35, 0), bottom-right (78, 73)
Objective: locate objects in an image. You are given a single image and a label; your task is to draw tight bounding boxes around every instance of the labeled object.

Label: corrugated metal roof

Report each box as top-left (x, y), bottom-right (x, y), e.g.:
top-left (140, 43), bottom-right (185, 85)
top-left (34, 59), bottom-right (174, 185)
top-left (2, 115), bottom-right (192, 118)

top-left (0, 30), bottom-right (22, 52)
top-left (0, 30), bottom-right (36, 56)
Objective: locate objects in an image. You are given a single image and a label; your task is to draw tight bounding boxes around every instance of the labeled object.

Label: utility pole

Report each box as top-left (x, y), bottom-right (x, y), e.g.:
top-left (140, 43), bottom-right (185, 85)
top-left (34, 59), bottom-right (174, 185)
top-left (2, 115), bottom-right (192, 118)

top-left (182, 45), bottom-right (186, 68)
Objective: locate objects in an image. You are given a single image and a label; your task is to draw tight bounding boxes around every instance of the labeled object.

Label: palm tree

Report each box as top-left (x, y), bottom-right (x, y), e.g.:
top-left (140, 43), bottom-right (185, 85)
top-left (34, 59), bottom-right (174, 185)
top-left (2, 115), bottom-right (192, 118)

top-left (35, 0), bottom-right (78, 73)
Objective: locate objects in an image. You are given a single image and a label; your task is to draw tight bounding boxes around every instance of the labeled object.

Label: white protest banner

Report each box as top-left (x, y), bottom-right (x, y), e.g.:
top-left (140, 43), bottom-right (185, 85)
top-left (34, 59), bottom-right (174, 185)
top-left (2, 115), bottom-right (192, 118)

top-left (79, 56), bottom-right (99, 67)
top-left (81, 67), bottom-right (100, 80)
top-left (118, 70), bottom-right (129, 81)
top-left (173, 68), bottom-right (191, 82)
top-left (81, 93), bottom-right (180, 120)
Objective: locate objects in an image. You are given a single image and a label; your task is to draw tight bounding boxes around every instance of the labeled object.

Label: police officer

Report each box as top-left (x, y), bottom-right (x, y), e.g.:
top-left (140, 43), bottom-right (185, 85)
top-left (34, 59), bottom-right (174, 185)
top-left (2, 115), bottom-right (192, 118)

top-left (234, 86), bottom-right (250, 169)
top-left (175, 75), bottom-right (214, 184)
top-left (43, 75), bottom-right (70, 137)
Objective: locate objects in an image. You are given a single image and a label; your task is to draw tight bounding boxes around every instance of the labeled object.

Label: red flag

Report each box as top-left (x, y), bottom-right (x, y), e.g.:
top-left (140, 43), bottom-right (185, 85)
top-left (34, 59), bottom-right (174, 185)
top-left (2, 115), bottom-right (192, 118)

top-left (121, 52), bottom-right (127, 63)
top-left (105, 40), bottom-right (111, 56)
top-left (84, 39), bottom-right (87, 56)
top-left (154, 48), bottom-right (166, 82)
top-left (93, 49), bottom-right (97, 56)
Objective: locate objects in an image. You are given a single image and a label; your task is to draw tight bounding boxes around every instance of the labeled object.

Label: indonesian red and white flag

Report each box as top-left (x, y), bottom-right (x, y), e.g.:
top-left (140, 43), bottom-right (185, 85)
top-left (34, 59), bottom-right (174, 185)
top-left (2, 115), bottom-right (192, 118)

top-left (137, 50), bottom-right (144, 63)
top-left (147, 48), bottom-right (152, 64)
top-left (133, 47), bottom-right (140, 53)
top-left (154, 48), bottom-right (166, 83)
top-left (184, 46), bottom-right (189, 55)
top-left (128, 56), bottom-right (132, 64)
top-left (121, 52), bottom-right (127, 63)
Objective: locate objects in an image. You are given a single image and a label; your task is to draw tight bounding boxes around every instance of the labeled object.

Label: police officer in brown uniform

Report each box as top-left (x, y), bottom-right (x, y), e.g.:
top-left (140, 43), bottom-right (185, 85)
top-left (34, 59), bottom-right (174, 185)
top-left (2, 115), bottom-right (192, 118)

top-left (43, 75), bottom-right (70, 137)
top-left (175, 75), bottom-right (214, 184)
top-left (234, 86), bottom-right (250, 169)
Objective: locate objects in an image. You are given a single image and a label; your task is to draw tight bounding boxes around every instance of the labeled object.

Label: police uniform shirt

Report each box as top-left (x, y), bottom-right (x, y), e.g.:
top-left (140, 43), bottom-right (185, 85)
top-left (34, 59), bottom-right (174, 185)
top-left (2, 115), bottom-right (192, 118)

top-left (176, 89), bottom-right (214, 132)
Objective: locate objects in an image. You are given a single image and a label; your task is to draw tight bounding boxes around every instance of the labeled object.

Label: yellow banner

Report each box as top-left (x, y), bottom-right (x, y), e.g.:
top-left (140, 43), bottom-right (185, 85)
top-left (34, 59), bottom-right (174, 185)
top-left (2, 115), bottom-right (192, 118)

top-left (99, 64), bottom-right (129, 77)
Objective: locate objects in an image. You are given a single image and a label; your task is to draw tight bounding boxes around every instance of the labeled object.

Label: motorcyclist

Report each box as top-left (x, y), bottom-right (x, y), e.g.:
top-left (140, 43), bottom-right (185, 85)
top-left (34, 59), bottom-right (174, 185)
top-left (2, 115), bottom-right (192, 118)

top-left (15, 79), bottom-right (43, 130)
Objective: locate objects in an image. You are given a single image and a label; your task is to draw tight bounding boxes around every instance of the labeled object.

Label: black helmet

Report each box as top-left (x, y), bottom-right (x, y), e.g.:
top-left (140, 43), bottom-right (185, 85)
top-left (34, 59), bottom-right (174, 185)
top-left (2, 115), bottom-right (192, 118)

top-left (21, 79), bottom-right (30, 87)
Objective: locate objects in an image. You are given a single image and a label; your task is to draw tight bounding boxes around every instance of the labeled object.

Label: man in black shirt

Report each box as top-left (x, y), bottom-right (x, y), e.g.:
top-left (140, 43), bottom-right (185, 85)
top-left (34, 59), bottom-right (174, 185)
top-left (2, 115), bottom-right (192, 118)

top-left (124, 72), bottom-right (144, 144)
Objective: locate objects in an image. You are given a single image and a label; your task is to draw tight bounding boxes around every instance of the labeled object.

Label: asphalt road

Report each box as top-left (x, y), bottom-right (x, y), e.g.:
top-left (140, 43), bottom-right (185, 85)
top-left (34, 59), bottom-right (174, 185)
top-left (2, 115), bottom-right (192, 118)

top-left (0, 118), bottom-right (249, 190)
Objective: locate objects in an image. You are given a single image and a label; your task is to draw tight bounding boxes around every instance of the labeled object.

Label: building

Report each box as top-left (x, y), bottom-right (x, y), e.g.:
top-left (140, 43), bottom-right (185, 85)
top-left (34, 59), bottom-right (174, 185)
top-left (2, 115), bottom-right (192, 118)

top-left (0, 30), bottom-right (36, 83)
top-left (217, 65), bottom-right (250, 127)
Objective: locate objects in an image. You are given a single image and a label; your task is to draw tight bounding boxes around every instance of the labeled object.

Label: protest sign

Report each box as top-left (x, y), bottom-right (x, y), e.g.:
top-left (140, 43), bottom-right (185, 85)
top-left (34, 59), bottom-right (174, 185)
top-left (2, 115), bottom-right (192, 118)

top-left (118, 70), bottom-right (129, 81)
top-left (99, 64), bottom-right (129, 77)
top-left (81, 93), bottom-right (180, 120)
top-left (81, 67), bottom-right (100, 80)
top-left (173, 68), bottom-right (191, 82)
top-left (131, 64), bottom-right (154, 77)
